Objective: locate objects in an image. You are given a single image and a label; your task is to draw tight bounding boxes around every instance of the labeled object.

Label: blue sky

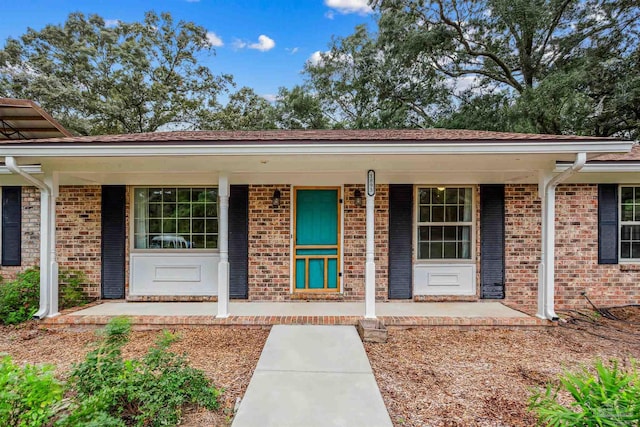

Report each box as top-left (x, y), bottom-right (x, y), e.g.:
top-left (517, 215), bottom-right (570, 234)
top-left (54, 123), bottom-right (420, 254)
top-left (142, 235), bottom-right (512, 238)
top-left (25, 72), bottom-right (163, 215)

top-left (0, 0), bottom-right (376, 102)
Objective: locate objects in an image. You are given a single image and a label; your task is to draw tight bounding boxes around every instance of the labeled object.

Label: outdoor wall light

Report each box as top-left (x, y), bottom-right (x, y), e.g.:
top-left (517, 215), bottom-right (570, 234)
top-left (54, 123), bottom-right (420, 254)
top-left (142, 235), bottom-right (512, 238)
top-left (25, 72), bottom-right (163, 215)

top-left (354, 189), bottom-right (363, 207)
top-left (272, 189), bottom-right (281, 208)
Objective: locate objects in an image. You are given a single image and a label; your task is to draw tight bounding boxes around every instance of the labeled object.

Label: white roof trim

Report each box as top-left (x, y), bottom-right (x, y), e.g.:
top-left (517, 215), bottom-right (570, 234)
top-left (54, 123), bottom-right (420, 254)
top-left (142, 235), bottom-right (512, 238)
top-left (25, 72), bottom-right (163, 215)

top-left (555, 162), bottom-right (640, 173)
top-left (0, 140), bottom-right (633, 157)
top-left (0, 164), bottom-right (43, 174)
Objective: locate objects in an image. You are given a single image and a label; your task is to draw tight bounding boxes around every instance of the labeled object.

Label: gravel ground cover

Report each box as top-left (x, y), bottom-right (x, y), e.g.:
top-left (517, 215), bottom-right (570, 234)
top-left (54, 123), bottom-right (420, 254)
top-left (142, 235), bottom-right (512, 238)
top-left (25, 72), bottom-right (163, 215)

top-left (365, 306), bottom-right (640, 427)
top-left (0, 324), bottom-right (270, 426)
top-left (1, 306), bottom-right (639, 426)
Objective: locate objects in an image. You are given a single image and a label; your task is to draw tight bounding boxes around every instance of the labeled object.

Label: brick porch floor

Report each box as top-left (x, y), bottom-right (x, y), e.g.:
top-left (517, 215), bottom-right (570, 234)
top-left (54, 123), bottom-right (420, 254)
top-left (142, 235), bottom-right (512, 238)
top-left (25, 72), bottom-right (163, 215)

top-left (42, 302), bottom-right (551, 327)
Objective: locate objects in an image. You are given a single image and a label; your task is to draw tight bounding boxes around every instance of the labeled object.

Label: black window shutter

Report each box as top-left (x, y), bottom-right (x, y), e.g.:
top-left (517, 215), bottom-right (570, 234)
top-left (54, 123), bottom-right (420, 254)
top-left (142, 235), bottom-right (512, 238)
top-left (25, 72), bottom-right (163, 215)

top-left (2, 186), bottom-right (22, 266)
top-left (388, 184), bottom-right (413, 299)
top-left (101, 186), bottom-right (126, 299)
top-left (229, 185), bottom-right (249, 299)
top-left (480, 185), bottom-right (505, 299)
top-left (598, 184), bottom-right (618, 264)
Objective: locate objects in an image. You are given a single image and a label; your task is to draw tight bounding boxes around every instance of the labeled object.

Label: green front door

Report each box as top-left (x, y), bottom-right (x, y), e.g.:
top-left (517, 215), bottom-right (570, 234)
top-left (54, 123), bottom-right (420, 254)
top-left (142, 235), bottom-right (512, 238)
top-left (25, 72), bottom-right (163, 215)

top-left (294, 188), bottom-right (340, 291)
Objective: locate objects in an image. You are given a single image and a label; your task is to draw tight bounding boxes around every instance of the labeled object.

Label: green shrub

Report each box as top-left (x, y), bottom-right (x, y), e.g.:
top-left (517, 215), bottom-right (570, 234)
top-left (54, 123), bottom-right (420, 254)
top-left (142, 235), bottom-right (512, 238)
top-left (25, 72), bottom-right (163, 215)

top-left (0, 268), bottom-right (91, 324)
top-left (0, 355), bottom-right (63, 427)
top-left (0, 268), bottom-right (40, 324)
top-left (62, 317), bottom-right (221, 426)
top-left (529, 359), bottom-right (640, 426)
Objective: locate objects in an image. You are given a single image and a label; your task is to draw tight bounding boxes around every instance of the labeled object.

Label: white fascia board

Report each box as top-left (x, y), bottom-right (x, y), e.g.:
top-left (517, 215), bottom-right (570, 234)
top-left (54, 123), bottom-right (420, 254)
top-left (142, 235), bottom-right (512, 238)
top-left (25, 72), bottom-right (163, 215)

top-left (0, 164), bottom-right (43, 174)
top-left (555, 162), bottom-right (640, 173)
top-left (1, 140), bottom-right (633, 157)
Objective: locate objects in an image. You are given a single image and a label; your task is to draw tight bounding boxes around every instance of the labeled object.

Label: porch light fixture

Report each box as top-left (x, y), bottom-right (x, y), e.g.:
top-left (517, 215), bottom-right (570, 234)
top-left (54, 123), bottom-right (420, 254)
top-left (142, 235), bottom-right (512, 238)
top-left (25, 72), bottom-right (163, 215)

top-left (272, 189), bottom-right (281, 208)
top-left (354, 189), bottom-right (363, 207)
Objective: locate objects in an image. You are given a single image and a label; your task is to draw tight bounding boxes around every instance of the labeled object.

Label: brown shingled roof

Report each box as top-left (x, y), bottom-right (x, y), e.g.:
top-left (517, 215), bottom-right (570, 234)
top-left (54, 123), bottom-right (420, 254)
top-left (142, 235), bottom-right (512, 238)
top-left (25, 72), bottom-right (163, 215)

top-left (590, 144), bottom-right (640, 162)
top-left (0, 128), bottom-right (612, 145)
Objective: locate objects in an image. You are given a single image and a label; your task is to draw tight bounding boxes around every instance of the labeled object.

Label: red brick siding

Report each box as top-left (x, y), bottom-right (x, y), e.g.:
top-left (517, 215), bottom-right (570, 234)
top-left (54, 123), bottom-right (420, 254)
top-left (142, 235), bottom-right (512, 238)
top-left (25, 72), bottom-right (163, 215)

top-left (504, 184), bottom-right (640, 314)
top-left (56, 186), bottom-right (102, 297)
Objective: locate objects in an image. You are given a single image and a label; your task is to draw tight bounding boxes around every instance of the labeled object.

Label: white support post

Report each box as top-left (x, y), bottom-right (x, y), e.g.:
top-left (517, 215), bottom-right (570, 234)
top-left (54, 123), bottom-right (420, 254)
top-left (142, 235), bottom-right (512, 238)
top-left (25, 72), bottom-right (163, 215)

top-left (35, 189), bottom-right (51, 319)
top-left (45, 173), bottom-right (59, 317)
top-left (216, 173), bottom-right (230, 318)
top-left (365, 174), bottom-right (376, 319)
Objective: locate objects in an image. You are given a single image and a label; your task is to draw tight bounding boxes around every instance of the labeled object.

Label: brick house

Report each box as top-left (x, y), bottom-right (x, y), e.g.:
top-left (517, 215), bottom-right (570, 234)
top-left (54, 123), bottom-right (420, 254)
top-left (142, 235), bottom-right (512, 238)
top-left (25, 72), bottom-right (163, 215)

top-left (1, 103), bottom-right (639, 320)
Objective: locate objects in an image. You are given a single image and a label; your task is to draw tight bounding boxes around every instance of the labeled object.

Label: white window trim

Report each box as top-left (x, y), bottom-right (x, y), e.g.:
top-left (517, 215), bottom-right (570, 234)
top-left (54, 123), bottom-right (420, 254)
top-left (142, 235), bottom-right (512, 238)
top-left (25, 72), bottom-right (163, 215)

top-left (129, 186), bottom-right (220, 253)
top-left (618, 185), bottom-right (640, 263)
top-left (414, 185), bottom-right (476, 264)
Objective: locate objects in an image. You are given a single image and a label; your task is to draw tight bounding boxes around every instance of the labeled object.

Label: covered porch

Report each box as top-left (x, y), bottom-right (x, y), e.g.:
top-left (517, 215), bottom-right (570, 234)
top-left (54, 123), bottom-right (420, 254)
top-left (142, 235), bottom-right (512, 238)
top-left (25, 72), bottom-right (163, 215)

top-left (42, 301), bottom-right (549, 327)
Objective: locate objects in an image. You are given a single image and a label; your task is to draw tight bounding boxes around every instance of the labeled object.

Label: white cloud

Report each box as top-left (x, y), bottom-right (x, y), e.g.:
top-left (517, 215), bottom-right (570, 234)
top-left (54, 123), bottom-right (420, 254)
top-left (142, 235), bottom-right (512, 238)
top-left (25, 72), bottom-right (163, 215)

top-left (262, 93), bottom-right (278, 103)
top-left (325, 10), bottom-right (335, 19)
top-left (104, 19), bottom-right (120, 27)
top-left (232, 39), bottom-right (247, 49)
top-left (249, 35), bottom-right (276, 51)
top-left (308, 51), bottom-right (325, 66)
top-left (206, 32), bottom-right (224, 47)
top-left (285, 47), bottom-right (299, 54)
top-left (324, 0), bottom-right (372, 15)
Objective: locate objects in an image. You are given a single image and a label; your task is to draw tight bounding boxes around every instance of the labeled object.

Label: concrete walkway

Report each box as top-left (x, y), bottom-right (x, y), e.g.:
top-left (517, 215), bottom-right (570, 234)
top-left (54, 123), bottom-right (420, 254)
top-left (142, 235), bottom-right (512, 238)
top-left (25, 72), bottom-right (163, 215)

top-left (232, 325), bottom-right (393, 427)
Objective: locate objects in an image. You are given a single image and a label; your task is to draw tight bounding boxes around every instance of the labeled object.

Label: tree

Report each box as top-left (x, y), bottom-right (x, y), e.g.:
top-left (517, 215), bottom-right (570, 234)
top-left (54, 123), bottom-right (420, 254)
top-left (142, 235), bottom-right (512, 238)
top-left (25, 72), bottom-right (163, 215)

top-left (205, 87), bottom-right (277, 130)
top-left (274, 85), bottom-right (329, 129)
top-left (303, 24), bottom-right (447, 129)
top-left (0, 11), bottom-right (232, 135)
top-left (374, 0), bottom-right (640, 137)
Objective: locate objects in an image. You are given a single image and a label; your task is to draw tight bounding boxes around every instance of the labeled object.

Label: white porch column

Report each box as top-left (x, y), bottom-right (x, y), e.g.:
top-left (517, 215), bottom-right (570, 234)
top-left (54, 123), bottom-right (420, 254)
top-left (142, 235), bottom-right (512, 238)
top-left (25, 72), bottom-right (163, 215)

top-left (45, 173), bottom-right (59, 317)
top-left (365, 171), bottom-right (376, 319)
top-left (216, 173), bottom-right (230, 318)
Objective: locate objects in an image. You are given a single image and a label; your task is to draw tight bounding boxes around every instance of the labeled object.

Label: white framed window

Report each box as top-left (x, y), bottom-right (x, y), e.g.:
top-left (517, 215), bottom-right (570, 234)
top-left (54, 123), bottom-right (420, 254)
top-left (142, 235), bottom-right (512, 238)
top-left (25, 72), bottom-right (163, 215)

top-left (619, 186), bottom-right (640, 260)
top-left (133, 187), bottom-right (218, 250)
top-left (416, 186), bottom-right (473, 260)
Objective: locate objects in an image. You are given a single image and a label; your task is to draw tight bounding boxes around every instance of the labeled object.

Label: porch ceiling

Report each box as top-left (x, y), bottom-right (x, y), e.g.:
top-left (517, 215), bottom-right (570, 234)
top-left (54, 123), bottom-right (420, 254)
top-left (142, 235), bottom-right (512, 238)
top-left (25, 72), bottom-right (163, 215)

top-left (2, 152), bottom-right (598, 185)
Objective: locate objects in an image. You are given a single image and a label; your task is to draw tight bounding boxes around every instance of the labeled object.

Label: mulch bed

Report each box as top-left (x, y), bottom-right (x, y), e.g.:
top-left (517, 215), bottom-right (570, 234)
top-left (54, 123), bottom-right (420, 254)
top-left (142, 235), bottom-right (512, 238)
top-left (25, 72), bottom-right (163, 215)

top-left (0, 323), bottom-right (270, 426)
top-left (365, 306), bottom-right (640, 427)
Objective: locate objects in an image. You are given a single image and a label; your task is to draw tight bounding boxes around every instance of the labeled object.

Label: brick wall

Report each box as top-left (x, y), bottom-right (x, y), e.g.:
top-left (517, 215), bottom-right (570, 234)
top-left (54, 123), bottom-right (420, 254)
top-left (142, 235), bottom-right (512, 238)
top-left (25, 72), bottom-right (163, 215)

top-left (0, 186), bottom-right (40, 280)
top-left (56, 186), bottom-right (102, 297)
top-left (247, 184), bottom-right (390, 301)
top-left (343, 184), bottom-right (389, 301)
top-left (504, 184), bottom-right (640, 314)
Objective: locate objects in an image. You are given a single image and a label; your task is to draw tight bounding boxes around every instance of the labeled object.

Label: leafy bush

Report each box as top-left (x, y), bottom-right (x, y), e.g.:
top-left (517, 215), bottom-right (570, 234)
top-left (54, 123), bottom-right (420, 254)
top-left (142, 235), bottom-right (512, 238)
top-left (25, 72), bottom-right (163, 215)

top-left (59, 269), bottom-right (90, 310)
top-left (0, 355), bottom-right (63, 427)
top-left (0, 268), bottom-right (40, 324)
top-left (529, 359), bottom-right (640, 426)
top-left (61, 317), bottom-right (221, 426)
top-left (0, 268), bottom-right (91, 324)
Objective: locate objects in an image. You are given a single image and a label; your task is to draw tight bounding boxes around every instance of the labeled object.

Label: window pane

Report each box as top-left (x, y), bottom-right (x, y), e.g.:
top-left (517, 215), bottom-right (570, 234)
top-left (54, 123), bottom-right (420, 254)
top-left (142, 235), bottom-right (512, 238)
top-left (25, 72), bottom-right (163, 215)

top-left (193, 219), bottom-right (205, 233)
top-left (163, 188), bottom-right (176, 203)
top-left (432, 206), bottom-right (444, 222)
top-left (178, 219), bottom-right (190, 234)
top-left (444, 226), bottom-right (456, 241)
top-left (445, 188), bottom-right (458, 204)
top-left (419, 189), bottom-right (430, 204)
top-left (206, 204), bottom-right (218, 217)
top-left (621, 187), bottom-right (634, 204)
top-left (443, 242), bottom-right (457, 258)
top-left (634, 208), bottom-right (640, 222)
top-left (162, 219), bottom-right (176, 233)
top-left (148, 204), bottom-right (161, 218)
top-left (431, 189), bottom-right (444, 204)
top-left (206, 220), bottom-right (218, 234)
top-left (192, 188), bottom-right (205, 202)
top-left (419, 242), bottom-right (429, 259)
top-left (445, 206), bottom-right (458, 222)
top-left (430, 242), bottom-right (443, 259)
top-left (192, 235), bottom-right (205, 249)
top-left (205, 189), bottom-right (218, 202)
top-left (178, 188), bottom-right (191, 202)
top-left (459, 242), bottom-right (471, 259)
top-left (148, 188), bottom-right (162, 202)
top-left (621, 242), bottom-right (631, 259)
top-left (205, 235), bottom-right (218, 249)
top-left (163, 204), bottom-right (176, 217)
top-left (419, 206), bottom-right (430, 222)
top-left (622, 204), bottom-right (634, 221)
top-left (460, 226), bottom-right (471, 242)
top-left (463, 188), bottom-right (472, 205)
top-left (148, 219), bottom-right (161, 234)
top-left (192, 203), bottom-right (205, 217)
top-left (633, 243), bottom-right (640, 259)
top-left (430, 226), bottom-right (442, 240)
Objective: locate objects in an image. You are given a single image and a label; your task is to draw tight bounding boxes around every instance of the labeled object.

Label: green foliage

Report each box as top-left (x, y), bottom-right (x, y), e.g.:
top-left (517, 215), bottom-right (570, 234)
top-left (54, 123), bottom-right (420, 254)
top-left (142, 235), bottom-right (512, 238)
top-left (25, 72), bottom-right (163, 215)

top-left (529, 359), bottom-right (640, 426)
top-left (58, 270), bottom-right (90, 310)
top-left (0, 268), bottom-right (91, 325)
top-left (0, 268), bottom-right (40, 325)
top-left (0, 355), bottom-right (63, 427)
top-left (63, 317), bottom-right (221, 426)
top-left (0, 11), bottom-right (232, 135)
top-left (204, 86), bottom-right (278, 130)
